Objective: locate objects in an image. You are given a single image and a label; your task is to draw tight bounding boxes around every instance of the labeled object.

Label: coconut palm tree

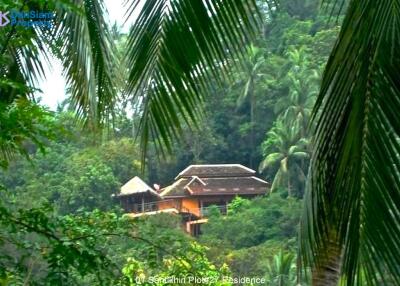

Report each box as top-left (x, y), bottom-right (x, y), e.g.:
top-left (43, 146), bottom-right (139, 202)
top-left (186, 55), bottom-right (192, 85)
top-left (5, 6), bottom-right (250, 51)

top-left (274, 47), bottom-right (320, 137)
top-left (301, 0), bottom-right (400, 285)
top-left (233, 44), bottom-right (266, 167)
top-left (259, 118), bottom-right (309, 197)
top-left (276, 69), bottom-right (319, 138)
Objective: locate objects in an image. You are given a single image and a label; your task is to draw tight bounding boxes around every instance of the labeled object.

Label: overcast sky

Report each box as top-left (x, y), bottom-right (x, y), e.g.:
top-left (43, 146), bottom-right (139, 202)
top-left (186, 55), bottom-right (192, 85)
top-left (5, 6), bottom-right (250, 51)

top-left (37, 0), bottom-right (138, 109)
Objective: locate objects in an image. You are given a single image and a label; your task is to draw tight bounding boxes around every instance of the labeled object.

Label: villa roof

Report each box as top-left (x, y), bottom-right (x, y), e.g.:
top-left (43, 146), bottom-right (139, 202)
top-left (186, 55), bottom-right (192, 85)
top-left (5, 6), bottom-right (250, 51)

top-left (161, 164), bottom-right (269, 197)
top-left (175, 164), bottom-right (255, 179)
top-left (118, 176), bottom-right (160, 198)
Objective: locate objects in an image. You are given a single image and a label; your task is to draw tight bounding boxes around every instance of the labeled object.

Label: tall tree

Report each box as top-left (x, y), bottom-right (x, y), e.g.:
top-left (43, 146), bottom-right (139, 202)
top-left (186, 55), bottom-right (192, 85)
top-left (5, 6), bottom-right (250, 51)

top-left (274, 47), bottom-right (320, 137)
top-left (259, 118), bottom-right (309, 197)
top-left (234, 44), bottom-right (266, 167)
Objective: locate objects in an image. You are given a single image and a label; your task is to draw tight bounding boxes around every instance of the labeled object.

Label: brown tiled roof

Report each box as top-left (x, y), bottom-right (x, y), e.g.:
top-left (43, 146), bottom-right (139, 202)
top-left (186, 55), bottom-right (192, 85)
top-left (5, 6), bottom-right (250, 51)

top-left (190, 177), bottom-right (268, 195)
top-left (175, 164), bottom-right (255, 179)
top-left (161, 174), bottom-right (269, 197)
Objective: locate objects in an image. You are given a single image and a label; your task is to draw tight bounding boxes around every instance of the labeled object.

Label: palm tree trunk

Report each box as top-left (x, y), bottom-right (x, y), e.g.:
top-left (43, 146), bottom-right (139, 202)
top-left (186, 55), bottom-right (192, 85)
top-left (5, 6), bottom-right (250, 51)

top-left (250, 86), bottom-right (255, 168)
top-left (312, 239), bottom-right (342, 286)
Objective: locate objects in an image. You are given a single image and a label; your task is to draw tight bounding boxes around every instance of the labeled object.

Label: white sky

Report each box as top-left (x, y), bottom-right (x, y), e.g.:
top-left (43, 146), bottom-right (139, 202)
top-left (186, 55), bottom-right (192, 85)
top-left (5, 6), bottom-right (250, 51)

top-left (37, 0), bottom-right (139, 110)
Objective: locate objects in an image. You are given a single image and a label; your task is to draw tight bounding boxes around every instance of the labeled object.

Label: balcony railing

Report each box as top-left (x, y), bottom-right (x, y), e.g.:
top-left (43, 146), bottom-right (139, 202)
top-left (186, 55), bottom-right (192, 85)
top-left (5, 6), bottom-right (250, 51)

top-left (200, 205), bottom-right (227, 217)
top-left (131, 200), bottom-right (227, 218)
top-left (131, 199), bottom-right (181, 213)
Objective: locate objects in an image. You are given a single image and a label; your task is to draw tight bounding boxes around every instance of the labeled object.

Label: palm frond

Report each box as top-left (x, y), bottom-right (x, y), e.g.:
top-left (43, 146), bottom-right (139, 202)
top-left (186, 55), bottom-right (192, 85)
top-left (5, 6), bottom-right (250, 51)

top-left (0, 0), bottom-right (55, 100)
top-left (124, 0), bottom-right (264, 161)
top-left (52, 0), bottom-right (119, 127)
top-left (301, 0), bottom-right (400, 284)
top-left (259, 152), bottom-right (285, 172)
top-left (291, 151), bottom-right (308, 160)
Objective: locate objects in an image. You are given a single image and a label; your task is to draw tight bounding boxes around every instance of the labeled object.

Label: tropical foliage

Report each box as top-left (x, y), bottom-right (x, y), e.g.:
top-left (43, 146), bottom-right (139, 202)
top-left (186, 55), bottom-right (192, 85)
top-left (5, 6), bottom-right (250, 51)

top-left (265, 250), bottom-right (297, 286)
top-left (0, 0), bottom-right (263, 284)
top-left (197, 194), bottom-right (303, 284)
top-left (120, 242), bottom-right (231, 286)
top-left (2, 0), bottom-right (400, 285)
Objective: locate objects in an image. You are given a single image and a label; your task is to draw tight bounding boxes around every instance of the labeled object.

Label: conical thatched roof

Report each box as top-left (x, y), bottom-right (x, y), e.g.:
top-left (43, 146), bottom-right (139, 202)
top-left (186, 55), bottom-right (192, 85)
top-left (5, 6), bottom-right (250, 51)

top-left (118, 176), bottom-right (160, 197)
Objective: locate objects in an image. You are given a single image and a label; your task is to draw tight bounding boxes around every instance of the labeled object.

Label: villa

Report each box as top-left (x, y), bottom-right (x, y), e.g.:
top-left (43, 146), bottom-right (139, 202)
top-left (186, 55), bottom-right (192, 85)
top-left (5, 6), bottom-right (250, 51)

top-left (117, 164), bottom-right (270, 235)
